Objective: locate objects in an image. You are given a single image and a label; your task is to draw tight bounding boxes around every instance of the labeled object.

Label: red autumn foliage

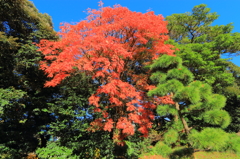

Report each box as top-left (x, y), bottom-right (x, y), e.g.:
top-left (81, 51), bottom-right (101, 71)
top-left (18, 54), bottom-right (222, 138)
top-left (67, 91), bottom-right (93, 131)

top-left (37, 2), bottom-right (174, 144)
top-left (155, 95), bottom-right (175, 105)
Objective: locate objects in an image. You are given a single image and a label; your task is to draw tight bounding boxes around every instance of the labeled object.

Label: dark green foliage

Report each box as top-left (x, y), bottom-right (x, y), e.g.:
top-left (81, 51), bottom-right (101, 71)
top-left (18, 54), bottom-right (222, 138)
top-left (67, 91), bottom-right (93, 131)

top-left (0, 145), bottom-right (19, 159)
top-left (223, 62), bottom-right (240, 132)
top-left (224, 95), bottom-right (240, 132)
top-left (39, 72), bottom-right (116, 158)
top-left (0, 0), bottom-right (58, 157)
top-left (0, 87), bottom-right (26, 112)
top-left (169, 147), bottom-right (194, 159)
top-left (125, 137), bottom-right (151, 158)
top-left (77, 131), bottom-right (115, 159)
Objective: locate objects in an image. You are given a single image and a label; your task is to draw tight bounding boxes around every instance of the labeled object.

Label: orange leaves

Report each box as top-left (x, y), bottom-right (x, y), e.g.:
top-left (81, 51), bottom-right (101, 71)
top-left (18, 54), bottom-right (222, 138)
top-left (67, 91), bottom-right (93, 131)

top-left (126, 102), bottom-right (135, 111)
top-left (87, 118), bottom-right (103, 132)
top-left (116, 117), bottom-right (135, 135)
top-left (158, 95), bottom-right (175, 105)
top-left (89, 95), bottom-right (100, 107)
top-left (109, 97), bottom-right (122, 106)
top-left (37, 3), bottom-right (176, 143)
top-left (103, 118), bottom-right (114, 132)
top-left (138, 126), bottom-right (149, 137)
top-left (128, 113), bottom-right (140, 123)
top-left (38, 4), bottom-right (174, 87)
top-left (44, 72), bottom-right (70, 87)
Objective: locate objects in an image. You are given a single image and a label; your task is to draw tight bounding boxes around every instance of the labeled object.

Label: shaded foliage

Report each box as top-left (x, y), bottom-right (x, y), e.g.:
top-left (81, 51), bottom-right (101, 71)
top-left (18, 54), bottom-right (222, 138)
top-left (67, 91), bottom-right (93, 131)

top-left (0, 0), bottom-right (58, 157)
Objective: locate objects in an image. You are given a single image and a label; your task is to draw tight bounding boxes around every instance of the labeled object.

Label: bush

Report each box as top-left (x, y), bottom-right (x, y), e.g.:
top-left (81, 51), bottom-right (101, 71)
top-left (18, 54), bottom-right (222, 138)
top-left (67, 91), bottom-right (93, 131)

top-left (226, 134), bottom-right (240, 155)
top-left (36, 142), bottom-right (76, 159)
top-left (140, 141), bottom-right (172, 158)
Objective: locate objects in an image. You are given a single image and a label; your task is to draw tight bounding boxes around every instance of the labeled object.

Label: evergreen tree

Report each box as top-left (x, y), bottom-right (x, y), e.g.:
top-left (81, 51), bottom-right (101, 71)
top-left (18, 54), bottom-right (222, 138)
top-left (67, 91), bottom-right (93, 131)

top-left (147, 54), bottom-right (240, 154)
top-left (0, 0), bottom-right (57, 157)
top-left (166, 4), bottom-right (240, 132)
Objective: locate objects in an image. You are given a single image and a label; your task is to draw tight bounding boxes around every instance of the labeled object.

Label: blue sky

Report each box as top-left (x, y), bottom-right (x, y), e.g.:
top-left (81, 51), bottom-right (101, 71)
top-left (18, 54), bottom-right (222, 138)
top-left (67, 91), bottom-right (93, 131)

top-left (31, 0), bottom-right (240, 66)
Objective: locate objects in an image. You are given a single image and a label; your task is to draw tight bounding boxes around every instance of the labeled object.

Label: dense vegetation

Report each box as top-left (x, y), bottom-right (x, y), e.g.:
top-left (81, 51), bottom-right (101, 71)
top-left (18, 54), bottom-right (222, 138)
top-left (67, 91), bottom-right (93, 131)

top-left (0, 0), bottom-right (239, 158)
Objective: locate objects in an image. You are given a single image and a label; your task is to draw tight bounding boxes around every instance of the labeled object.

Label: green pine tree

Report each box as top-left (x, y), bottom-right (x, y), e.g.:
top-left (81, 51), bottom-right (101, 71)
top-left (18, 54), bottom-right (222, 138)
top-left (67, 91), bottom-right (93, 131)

top-left (147, 54), bottom-right (240, 154)
top-left (166, 4), bottom-right (240, 133)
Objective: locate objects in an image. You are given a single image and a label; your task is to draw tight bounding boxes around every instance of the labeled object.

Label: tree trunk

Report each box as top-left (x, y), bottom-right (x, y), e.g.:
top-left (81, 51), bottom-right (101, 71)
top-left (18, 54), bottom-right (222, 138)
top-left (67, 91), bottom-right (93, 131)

top-left (175, 102), bottom-right (191, 134)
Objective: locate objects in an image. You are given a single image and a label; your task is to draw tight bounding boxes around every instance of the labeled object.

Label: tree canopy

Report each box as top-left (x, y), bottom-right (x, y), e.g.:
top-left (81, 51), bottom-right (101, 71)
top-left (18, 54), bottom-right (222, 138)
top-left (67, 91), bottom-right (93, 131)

top-left (38, 4), bottom-right (175, 145)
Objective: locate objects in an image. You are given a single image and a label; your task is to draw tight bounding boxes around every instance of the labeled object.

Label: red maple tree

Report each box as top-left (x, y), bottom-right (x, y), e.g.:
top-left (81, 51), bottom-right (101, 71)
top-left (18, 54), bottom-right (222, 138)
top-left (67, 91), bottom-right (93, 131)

top-left (38, 2), bottom-right (174, 145)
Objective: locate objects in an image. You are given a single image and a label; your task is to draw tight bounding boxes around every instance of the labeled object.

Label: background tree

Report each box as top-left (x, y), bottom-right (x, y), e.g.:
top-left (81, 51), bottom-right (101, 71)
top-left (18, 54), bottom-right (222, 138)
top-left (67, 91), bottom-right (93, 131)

top-left (165, 4), bottom-right (240, 133)
top-left (223, 62), bottom-right (240, 132)
top-left (0, 0), bottom-right (58, 157)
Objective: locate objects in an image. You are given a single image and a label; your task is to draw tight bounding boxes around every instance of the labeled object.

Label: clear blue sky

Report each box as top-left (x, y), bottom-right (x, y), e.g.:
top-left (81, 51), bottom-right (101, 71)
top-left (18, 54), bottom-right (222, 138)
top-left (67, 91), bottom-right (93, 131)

top-left (31, 0), bottom-right (240, 66)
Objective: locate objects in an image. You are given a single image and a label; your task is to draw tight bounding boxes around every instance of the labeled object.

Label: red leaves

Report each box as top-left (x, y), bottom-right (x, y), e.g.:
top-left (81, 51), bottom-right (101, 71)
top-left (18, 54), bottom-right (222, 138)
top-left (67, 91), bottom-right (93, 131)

top-left (109, 97), bottom-right (123, 106)
top-left (87, 118), bottom-right (103, 132)
top-left (89, 95), bottom-right (100, 107)
top-left (159, 95), bottom-right (175, 105)
top-left (116, 117), bottom-right (134, 135)
top-left (44, 73), bottom-right (70, 87)
top-left (103, 118), bottom-right (114, 132)
top-left (37, 3), bottom-right (175, 144)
